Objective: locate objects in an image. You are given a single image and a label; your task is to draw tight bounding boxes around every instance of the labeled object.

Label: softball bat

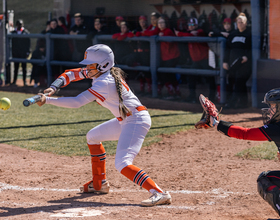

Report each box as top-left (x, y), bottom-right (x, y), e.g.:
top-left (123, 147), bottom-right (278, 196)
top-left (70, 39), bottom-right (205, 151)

top-left (23, 93), bottom-right (49, 107)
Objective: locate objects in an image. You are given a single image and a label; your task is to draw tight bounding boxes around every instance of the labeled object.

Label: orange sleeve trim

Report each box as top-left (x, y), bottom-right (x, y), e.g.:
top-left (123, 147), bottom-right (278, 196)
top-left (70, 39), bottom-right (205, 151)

top-left (88, 88), bottom-right (105, 102)
top-left (73, 69), bottom-right (82, 81)
top-left (60, 73), bottom-right (70, 87)
top-left (121, 79), bottom-right (129, 91)
top-left (59, 68), bottom-right (85, 87)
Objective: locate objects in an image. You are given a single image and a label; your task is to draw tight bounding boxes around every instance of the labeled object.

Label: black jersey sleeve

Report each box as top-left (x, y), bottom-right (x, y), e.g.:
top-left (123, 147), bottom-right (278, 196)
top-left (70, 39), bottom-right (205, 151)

top-left (259, 122), bottom-right (280, 151)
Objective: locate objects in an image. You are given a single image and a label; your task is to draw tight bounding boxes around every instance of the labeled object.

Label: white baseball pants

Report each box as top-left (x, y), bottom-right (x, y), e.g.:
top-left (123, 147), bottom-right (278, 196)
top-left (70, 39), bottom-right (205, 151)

top-left (86, 110), bottom-right (151, 172)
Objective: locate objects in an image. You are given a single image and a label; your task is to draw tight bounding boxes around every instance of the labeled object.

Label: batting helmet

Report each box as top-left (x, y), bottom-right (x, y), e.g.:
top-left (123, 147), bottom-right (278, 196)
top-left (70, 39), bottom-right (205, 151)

top-left (262, 88), bottom-right (280, 124)
top-left (79, 44), bottom-right (115, 72)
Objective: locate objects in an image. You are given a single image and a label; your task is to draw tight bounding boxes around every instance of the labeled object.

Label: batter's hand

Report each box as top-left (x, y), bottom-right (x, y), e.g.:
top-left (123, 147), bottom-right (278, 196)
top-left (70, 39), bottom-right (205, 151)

top-left (36, 93), bottom-right (46, 107)
top-left (44, 87), bottom-right (55, 96)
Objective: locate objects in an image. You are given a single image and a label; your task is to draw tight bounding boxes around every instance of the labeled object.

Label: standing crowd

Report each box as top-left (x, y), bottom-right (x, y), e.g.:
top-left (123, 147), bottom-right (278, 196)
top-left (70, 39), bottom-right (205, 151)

top-left (6, 9), bottom-right (252, 109)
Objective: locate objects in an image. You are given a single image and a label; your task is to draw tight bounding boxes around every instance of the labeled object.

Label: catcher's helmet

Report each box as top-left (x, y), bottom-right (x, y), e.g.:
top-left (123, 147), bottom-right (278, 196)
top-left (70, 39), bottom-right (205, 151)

top-left (262, 88), bottom-right (280, 124)
top-left (79, 44), bottom-right (115, 72)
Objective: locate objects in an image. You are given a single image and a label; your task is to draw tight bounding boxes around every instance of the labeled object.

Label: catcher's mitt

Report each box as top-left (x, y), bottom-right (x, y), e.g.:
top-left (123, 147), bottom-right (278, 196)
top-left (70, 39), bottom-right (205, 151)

top-left (195, 94), bottom-right (221, 129)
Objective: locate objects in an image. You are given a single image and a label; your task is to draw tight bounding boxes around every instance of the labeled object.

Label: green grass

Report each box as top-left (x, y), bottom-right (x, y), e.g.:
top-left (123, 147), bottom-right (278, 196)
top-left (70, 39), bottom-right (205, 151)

top-left (236, 142), bottom-right (278, 160)
top-left (0, 91), bottom-right (201, 156)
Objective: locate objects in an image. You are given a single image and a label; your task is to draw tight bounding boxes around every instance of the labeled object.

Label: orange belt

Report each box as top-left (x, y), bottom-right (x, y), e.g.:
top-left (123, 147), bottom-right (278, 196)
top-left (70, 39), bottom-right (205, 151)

top-left (117, 106), bottom-right (147, 121)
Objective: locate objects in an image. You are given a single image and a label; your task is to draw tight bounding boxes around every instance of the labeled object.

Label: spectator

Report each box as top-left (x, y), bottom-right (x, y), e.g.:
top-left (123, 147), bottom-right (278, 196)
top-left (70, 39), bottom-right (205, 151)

top-left (58, 16), bottom-right (74, 54)
top-left (208, 18), bottom-right (234, 38)
top-left (176, 17), bottom-right (215, 103)
top-left (223, 13), bottom-right (252, 109)
top-left (112, 21), bottom-right (134, 64)
top-left (58, 16), bottom-right (69, 34)
top-left (48, 18), bottom-right (71, 78)
top-left (33, 21), bottom-right (50, 61)
top-left (30, 39), bottom-right (47, 88)
top-left (69, 13), bottom-right (91, 61)
top-left (142, 12), bottom-right (160, 37)
top-left (130, 15), bottom-right (152, 95)
top-left (47, 18), bottom-right (70, 61)
top-left (66, 9), bottom-right (72, 29)
top-left (208, 18), bottom-right (234, 99)
top-left (157, 16), bottom-right (181, 99)
top-left (92, 18), bottom-right (109, 36)
top-left (41, 20), bottom-right (51, 34)
top-left (111, 16), bottom-right (124, 34)
top-left (11, 19), bottom-right (30, 86)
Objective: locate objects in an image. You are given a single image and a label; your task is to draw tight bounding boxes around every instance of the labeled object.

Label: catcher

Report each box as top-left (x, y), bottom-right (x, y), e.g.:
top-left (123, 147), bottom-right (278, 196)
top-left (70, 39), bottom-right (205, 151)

top-left (195, 89), bottom-right (280, 216)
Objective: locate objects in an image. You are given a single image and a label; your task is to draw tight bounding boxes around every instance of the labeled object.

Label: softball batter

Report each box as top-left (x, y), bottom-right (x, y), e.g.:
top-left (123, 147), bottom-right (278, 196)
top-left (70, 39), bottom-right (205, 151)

top-left (37, 44), bottom-right (171, 206)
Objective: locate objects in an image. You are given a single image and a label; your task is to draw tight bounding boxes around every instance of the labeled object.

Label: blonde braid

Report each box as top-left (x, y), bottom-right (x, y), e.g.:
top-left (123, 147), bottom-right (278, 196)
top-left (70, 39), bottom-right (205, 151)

top-left (110, 67), bottom-right (132, 119)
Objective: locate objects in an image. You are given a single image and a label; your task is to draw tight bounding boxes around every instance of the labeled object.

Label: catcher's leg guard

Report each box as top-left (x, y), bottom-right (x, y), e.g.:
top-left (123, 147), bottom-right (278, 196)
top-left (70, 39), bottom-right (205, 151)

top-left (88, 143), bottom-right (106, 191)
top-left (121, 165), bottom-right (163, 194)
top-left (257, 171), bottom-right (280, 216)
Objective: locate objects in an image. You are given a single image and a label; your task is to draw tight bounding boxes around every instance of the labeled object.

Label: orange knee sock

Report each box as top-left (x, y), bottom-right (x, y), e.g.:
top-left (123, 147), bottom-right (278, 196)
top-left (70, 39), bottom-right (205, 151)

top-left (88, 143), bottom-right (106, 190)
top-left (121, 164), bottom-right (163, 194)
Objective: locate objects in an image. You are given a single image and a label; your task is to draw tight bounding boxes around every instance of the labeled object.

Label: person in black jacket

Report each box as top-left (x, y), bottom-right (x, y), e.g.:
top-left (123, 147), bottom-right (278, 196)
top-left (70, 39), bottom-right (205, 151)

top-left (30, 39), bottom-right (47, 88)
top-left (69, 13), bottom-right (91, 61)
top-left (92, 18), bottom-right (109, 36)
top-left (208, 17), bottom-right (234, 38)
top-left (208, 18), bottom-right (235, 100)
top-left (11, 19), bottom-right (30, 86)
top-left (223, 13), bottom-right (252, 109)
top-left (47, 18), bottom-right (71, 78)
top-left (47, 18), bottom-right (70, 61)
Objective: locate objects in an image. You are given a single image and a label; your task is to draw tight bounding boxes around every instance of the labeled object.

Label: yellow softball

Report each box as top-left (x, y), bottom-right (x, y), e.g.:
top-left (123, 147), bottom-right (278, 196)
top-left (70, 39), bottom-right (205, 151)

top-left (0, 97), bottom-right (11, 110)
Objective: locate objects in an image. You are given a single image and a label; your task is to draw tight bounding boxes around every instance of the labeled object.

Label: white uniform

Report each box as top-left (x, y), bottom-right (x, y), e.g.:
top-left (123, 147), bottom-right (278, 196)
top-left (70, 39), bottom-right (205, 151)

top-left (46, 69), bottom-right (151, 172)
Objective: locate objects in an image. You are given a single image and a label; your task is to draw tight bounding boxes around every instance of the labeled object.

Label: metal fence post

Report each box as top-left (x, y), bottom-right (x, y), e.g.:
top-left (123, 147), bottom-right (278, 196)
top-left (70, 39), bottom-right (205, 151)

top-left (45, 33), bottom-right (52, 86)
top-left (251, 0), bottom-right (261, 107)
top-left (149, 36), bottom-right (158, 98)
top-left (219, 37), bottom-right (226, 104)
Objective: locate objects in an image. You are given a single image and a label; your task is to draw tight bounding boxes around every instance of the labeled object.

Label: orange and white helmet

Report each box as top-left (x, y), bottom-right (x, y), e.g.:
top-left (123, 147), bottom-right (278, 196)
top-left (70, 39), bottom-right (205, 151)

top-left (79, 44), bottom-right (115, 72)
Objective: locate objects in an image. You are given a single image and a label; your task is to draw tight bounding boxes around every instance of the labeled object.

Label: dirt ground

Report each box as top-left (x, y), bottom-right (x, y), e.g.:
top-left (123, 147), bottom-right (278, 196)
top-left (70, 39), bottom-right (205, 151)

top-left (1, 82), bottom-right (280, 219)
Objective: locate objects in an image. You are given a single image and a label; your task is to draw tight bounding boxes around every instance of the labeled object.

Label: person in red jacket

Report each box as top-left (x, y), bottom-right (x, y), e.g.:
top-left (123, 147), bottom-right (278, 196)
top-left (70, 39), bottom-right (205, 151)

top-left (176, 17), bottom-right (216, 103)
top-left (142, 12), bottom-right (160, 37)
top-left (207, 88), bottom-right (280, 217)
top-left (112, 21), bottom-right (134, 64)
top-left (157, 16), bottom-right (181, 99)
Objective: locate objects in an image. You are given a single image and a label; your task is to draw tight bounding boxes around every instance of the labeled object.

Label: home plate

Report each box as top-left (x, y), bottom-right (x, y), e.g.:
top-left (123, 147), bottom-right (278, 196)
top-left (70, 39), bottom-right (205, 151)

top-left (50, 207), bottom-right (105, 217)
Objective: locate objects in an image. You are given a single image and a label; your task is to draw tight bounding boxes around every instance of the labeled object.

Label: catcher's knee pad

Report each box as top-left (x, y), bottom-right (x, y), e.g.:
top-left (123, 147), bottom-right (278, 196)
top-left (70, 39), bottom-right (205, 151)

top-left (257, 171), bottom-right (280, 216)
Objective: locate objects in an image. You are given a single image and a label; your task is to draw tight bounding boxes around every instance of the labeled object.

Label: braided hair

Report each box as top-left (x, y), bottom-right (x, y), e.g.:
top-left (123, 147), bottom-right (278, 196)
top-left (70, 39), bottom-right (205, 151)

top-left (110, 67), bottom-right (132, 119)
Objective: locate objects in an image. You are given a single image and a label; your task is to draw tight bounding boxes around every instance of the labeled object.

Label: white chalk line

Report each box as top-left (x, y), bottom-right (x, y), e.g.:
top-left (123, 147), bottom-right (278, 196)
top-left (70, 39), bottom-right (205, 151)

top-left (0, 182), bottom-right (250, 196)
top-left (0, 182), bottom-right (251, 217)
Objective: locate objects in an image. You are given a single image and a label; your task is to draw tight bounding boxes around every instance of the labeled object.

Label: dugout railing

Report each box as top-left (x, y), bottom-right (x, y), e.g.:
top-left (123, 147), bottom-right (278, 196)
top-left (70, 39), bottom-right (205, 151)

top-left (5, 33), bottom-right (226, 103)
